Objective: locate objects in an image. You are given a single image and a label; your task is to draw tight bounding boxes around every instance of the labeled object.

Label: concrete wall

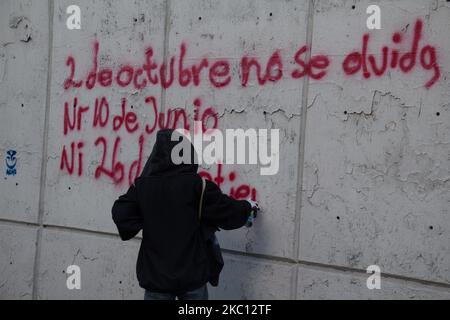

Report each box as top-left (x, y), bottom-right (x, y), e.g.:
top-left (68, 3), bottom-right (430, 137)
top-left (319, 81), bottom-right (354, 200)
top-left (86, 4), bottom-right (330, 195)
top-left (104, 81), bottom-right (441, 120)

top-left (0, 0), bottom-right (449, 299)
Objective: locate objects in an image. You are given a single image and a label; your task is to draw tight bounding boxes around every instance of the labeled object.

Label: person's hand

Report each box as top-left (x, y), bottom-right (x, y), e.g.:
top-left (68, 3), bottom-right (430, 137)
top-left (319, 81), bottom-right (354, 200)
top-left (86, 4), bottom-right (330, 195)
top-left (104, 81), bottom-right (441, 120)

top-left (246, 199), bottom-right (260, 218)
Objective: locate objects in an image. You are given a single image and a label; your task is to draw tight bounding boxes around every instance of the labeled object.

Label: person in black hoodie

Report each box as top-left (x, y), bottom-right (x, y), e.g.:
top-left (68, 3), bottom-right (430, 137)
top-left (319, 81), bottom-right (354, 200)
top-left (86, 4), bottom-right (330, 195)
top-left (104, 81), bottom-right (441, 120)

top-left (111, 128), bottom-right (259, 300)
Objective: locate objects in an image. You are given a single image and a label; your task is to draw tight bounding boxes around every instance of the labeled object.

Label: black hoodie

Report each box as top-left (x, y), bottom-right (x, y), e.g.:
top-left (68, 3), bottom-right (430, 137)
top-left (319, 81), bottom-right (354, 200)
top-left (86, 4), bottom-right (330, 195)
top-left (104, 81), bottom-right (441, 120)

top-left (111, 129), bottom-right (251, 293)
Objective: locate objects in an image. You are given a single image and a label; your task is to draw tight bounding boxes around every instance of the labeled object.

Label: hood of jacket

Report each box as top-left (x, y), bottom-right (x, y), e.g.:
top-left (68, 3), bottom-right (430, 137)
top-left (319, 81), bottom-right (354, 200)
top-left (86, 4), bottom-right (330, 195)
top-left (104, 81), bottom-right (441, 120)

top-left (140, 129), bottom-right (198, 177)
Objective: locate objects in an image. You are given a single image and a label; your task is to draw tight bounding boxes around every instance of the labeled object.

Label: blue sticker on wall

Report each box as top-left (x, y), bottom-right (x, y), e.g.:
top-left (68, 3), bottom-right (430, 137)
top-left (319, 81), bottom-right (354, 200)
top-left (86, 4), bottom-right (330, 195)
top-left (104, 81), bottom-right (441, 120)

top-left (5, 150), bottom-right (17, 176)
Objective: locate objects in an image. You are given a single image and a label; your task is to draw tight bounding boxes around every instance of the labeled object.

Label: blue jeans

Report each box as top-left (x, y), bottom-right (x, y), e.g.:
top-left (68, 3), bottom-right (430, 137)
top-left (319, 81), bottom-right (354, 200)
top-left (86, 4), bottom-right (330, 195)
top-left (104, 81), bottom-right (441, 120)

top-left (144, 284), bottom-right (208, 300)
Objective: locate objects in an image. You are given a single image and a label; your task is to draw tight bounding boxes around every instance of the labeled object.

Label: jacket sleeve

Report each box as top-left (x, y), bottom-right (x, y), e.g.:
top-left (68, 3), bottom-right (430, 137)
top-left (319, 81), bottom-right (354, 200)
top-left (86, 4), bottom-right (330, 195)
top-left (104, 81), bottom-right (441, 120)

top-left (111, 182), bottom-right (143, 240)
top-left (201, 179), bottom-right (252, 230)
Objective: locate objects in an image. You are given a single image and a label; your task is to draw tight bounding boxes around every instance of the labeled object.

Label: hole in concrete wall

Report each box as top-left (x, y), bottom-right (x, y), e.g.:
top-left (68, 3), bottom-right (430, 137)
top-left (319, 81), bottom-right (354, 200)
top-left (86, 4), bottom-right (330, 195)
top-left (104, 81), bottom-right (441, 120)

top-left (68, 186), bottom-right (71, 190)
top-left (10, 261), bottom-right (13, 265)
top-left (269, 12), bottom-right (273, 17)
top-left (429, 226), bottom-right (434, 230)
top-left (15, 182), bottom-right (18, 186)
top-left (344, 111), bottom-right (348, 115)
top-left (352, 5), bottom-right (356, 10)
top-left (336, 216), bottom-right (340, 220)
top-left (134, 18), bottom-right (137, 22)
top-left (436, 112), bottom-right (440, 117)
top-left (131, 105), bottom-right (134, 109)
top-left (62, 270), bottom-right (65, 273)
top-left (21, 103), bottom-right (24, 108)
top-left (198, 16), bottom-right (202, 21)
top-left (119, 281), bottom-right (122, 284)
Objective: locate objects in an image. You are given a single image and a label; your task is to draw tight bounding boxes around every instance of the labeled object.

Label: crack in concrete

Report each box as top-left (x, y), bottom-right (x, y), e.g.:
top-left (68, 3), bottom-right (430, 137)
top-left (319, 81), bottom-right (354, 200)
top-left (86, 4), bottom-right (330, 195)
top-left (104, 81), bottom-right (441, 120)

top-left (0, 280), bottom-right (7, 290)
top-left (214, 107), bottom-right (301, 121)
top-left (263, 108), bottom-right (301, 120)
top-left (72, 248), bottom-right (98, 265)
top-left (9, 16), bottom-right (32, 43)
top-left (344, 90), bottom-right (418, 122)
top-left (307, 93), bottom-right (320, 109)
